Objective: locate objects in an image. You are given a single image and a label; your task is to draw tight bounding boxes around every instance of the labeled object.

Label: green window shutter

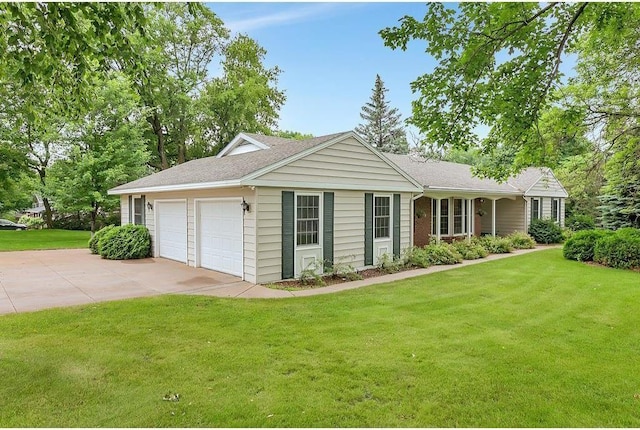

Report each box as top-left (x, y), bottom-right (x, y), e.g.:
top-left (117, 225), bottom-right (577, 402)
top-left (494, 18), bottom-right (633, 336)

top-left (141, 195), bottom-right (146, 226)
top-left (323, 192), bottom-right (334, 270)
top-left (128, 195), bottom-right (133, 224)
top-left (364, 193), bottom-right (373, 266)
top-left (393, 194), bottom-right (401, 258)
top-left (540, 197), bottom-right (544, 219)
top-left (281, 191), bottom-right (295, 279)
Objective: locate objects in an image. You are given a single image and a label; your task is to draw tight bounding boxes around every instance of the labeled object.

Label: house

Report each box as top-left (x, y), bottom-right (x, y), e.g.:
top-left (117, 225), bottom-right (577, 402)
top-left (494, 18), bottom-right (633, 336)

top-left (384, 153), bottom-right (569, 246)
top-left (109, 131), bottom-right (568, 283)
top-left (108, 131), bottom-right (424, 284)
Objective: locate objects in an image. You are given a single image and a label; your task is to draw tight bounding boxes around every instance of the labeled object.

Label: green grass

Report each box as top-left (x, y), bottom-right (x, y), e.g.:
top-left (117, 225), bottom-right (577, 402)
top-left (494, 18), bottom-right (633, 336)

top-left (1, 249), bottom-right (639, 427)
top-left (0, 229), bottom-right (90, 251)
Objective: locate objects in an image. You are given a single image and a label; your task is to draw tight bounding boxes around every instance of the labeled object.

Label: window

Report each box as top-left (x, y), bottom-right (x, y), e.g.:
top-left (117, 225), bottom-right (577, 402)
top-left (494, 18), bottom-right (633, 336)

top-left (431, 198), bottom-right (450, 236)
top-left (551, 198), bottom-right (560, 223)
top-left (531, 198), bottom-right (541, 221)
top-left (374, 196), bottom-right (390, 239)
top-left (453, 199), bottom-right (468, 235)
top-left (131, 196), bottom-right (145, 225)
top-left (296, 195), bottom-right (319, 246)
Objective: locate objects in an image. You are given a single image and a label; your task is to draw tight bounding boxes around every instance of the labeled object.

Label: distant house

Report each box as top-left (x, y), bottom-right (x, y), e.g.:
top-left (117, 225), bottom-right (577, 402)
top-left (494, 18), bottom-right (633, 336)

top-left (109, 131), bottom-right (568, 283)
top-left (22, 195), bottom-right (46, 218)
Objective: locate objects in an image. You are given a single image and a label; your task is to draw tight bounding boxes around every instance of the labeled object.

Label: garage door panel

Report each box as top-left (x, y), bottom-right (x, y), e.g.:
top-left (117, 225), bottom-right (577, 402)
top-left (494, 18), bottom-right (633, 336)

top-left (198, 200), bottom-right (243, 277)
top-left (157, 201), bottom-right (187, 263)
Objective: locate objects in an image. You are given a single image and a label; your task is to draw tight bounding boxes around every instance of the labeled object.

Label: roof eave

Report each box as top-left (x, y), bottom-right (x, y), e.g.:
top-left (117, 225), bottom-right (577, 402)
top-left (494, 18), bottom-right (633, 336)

top-left (107, 179), bottom-right (243, 195)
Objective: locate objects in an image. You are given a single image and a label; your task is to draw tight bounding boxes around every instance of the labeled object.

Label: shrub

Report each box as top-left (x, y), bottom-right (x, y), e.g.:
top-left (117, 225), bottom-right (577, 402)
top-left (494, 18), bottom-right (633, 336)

top-left (329, 255), bottom-right (363, 281)
top-left (421, 244), bottom-right (463, 265)
top-left (506, 231), bottom-right (537, 249)
top-left (528, 218), bottom-right (564, 244)
top-left (89, 225), bottom-right (116, 255)
top-left (450, 240), bottom-right (488, 259)
top-left (594, 228), bottom-right (640, 269)
top-left (377, 253), bottom-right (405, 274)
top-left (563, 229), bottom-right (614, 262)
top-left (475, 236), bottom-right (513, 254)
top-left (403, 246), bottom-right (431, 268)
top-left (299, 262), bottom-right (326, 287)
top-left (18, 215), bottom-right (45, 230)
top-left (566, 214), bottom-right (596, 231)
top-left (98, 224), bottom-right (151, 260)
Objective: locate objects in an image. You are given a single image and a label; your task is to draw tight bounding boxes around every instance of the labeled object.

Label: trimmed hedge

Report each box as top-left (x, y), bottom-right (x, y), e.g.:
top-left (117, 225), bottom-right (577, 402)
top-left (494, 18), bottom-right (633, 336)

top-left (98, 224), bottom-right (151, 260)
top-left (528, 218), bottom-right (564, 244)
top-left (566, 214), bottom-right (596, 231)
top-left (89, 225), bottom-right (116, 255)
top-left (475, 236), bottom-right (513, 254)
top-left (563, 229), bottom-right (614, 262)
top-left (593, 228), bottom-right (640, 269)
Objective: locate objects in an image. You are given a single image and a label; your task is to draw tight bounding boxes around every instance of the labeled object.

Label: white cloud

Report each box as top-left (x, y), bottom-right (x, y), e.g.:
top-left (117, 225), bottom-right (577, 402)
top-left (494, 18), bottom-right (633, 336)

top-left (224, 3), bottom-right (350, 33)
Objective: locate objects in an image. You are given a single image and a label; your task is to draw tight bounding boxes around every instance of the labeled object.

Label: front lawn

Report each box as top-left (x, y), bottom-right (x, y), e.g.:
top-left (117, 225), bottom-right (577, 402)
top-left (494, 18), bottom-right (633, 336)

top-left (1, 249), bottom-right (639, 427)
top-left (0, 229), bottom-right (90, 251)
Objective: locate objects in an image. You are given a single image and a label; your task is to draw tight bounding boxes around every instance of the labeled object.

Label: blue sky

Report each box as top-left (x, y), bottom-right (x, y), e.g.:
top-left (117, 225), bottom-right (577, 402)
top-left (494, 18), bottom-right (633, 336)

top-left (208, 2), bottom-right (435, 139)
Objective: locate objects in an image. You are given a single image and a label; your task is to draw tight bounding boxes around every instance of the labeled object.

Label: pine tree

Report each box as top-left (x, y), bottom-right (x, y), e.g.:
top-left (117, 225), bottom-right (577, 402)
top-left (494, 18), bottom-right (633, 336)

top-left (355, 75), bottom-right (408, 154)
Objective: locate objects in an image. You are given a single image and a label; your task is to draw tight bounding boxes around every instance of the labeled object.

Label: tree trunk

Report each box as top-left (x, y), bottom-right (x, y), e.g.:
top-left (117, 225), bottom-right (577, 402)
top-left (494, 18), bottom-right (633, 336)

top-left (148, 113), bottom-right (169, 170)
top-left (90, 205), bottom-right (98, 235)
top-left (42, 197), bottom-right (53, 229)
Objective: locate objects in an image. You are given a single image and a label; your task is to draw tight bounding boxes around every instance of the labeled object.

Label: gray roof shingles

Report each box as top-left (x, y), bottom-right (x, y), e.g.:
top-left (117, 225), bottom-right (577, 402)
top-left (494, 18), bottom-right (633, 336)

top-left (110, 131), bottom-right (348, 192)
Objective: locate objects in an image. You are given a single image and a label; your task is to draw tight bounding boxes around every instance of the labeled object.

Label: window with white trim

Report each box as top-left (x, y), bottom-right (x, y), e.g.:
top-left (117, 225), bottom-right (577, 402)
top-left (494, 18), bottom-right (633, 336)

top-left (453, 198), bottom-right (469, 235)
top-left (531, 198), bottom-right (541, 221)
top-left (296, 195), bottom-right (319, 246)
top-left (431, 198), bottom-right (450, 235)
top-left (131, 196), bottom-right (145, 225)
top-left (551, 198), bottom-right (560, 223)
top-left (374, 196), bottom-right (390, 239)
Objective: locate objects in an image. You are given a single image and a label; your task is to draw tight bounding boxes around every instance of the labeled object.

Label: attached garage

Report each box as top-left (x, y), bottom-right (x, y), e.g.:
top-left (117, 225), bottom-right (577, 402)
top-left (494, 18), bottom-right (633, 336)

top-left (155, 200), bottom-right (187, 263)
top-left (196, 199), bottom-right (243, 276)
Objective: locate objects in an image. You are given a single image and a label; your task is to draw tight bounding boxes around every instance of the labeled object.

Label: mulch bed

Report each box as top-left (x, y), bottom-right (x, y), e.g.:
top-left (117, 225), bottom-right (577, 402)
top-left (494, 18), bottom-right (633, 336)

top-left (270, 266), bottom-right (416, 290)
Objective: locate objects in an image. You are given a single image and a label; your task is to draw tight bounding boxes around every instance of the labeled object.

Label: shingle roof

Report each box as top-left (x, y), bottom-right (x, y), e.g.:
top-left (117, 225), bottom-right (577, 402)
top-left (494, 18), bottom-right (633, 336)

top-left (110, 132), bottom-right (349, 192)
top-left (384, 153), bottom-right (546, 194)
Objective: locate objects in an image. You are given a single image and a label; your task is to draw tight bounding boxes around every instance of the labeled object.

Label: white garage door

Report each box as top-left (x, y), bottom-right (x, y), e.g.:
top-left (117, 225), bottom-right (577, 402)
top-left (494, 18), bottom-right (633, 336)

top-left (197, 199), bottom-right (243, 276)
top-left (156, 201), bottom-right (187, 263)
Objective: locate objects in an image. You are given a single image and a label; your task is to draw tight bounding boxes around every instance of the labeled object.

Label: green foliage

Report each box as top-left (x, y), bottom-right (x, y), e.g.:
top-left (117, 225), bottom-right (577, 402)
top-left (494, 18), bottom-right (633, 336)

top-left (475, 236), bottom-right (513, 254)
top-left (89, 225), bottom-right (116, 255)
top-left (0, 229), bottom-right (90, 251)
top-left (421, 244), bottom-right (464, 265)
top-left (403, 246), bottom-right (431, 268)
top-left (98, 224), bottom-right (151, 260)
top-left (298, 260), bottom-right (326, 287)
top-left (566, 214), bottom-right (596, 231)
top-left (450, 240), bottom-right (489, 259)
top-left (593, 228), bottom-right (640, 269)
top-left (563, 229), bottom-right (614, 262)
top-left (506, 232), bottom-right (537, 250)
top-left (355, 74), bottom-right (408, 154)
top-left (329, 256), bottom-right (363, 281)
top-left (17, 215), bottom-right (44, 230)
top-left (377, 252), bottom-right (406, 274)
top-left (380, 3), bottom-right (640, 180)
top-left (528, 219), bottom-right (564, 244)
top-left (270, 130), bottom-right (314, 140)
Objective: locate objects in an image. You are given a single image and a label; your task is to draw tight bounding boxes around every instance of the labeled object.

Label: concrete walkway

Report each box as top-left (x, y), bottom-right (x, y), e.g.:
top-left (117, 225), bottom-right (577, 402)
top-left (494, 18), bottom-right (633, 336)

top-left (0, 246), bottom-right (557, 315)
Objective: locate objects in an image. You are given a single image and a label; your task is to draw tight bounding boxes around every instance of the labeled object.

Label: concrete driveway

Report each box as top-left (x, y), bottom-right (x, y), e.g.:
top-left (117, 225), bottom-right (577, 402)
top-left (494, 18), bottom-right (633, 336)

top-left (0, 249), bottom-right (285, 315)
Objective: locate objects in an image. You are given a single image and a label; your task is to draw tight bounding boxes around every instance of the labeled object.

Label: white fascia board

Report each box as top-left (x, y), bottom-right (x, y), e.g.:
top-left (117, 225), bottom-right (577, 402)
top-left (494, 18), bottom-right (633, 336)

top-left (422, 186), bottom-right (521, 200)
top-left (242, 179), bottom-right (421, 193)
top-left (216, 133), bottom-right (270, 158)
top-left (107, 180), bottom-right (242, 195)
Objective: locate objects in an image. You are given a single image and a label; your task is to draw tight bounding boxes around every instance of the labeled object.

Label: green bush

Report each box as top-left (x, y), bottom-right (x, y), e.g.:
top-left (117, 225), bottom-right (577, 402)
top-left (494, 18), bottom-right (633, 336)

top-left (377, 253), bottom-right (405, 274)
top-left (563, 229), bottom-right (613, 262)
top-left (98, 224), bottom-right (151, 260)
top-left (89, 225), bottom-right (116, 255)
top-left (450, 240), bottom-right (488, 259)
top-left (403, 246), bottom-right (431, 268)
top-left (18, 215), bottom-right (45, 230)
top-left (528, 218), bottom-right (564, 244)
top-left (506, 231), bottom-right (537, 249)
top-left (421, 244), bottom-right (463, 265)
top-left (329, 255), bottom-right (363, 281)
top-left (475, 236), bottom-right (513, 254)
top-left (566, 214), bottom-right (596, 231)
top-left (593, 228), bottom-right (640, 269)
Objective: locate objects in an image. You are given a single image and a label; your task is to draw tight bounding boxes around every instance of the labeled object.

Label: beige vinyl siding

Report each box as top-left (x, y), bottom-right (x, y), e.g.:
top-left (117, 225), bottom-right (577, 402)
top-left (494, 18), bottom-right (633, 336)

top-left (525, 172), bottom-right (568, 198)
top-left (524, 196), bottom-right (565, 229)
top-left (120, 195), bottom-right (129, 225)
top-left (255, 187), bottom-right (414, 284)
top-left (255, 187), bottom-right (282, 283)
top-left (139, 187), bottom-right (256, 283)
top-left (251, 137), bottom-right (418, 191)
top-left (481, 198), bottom-right (526, 236)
